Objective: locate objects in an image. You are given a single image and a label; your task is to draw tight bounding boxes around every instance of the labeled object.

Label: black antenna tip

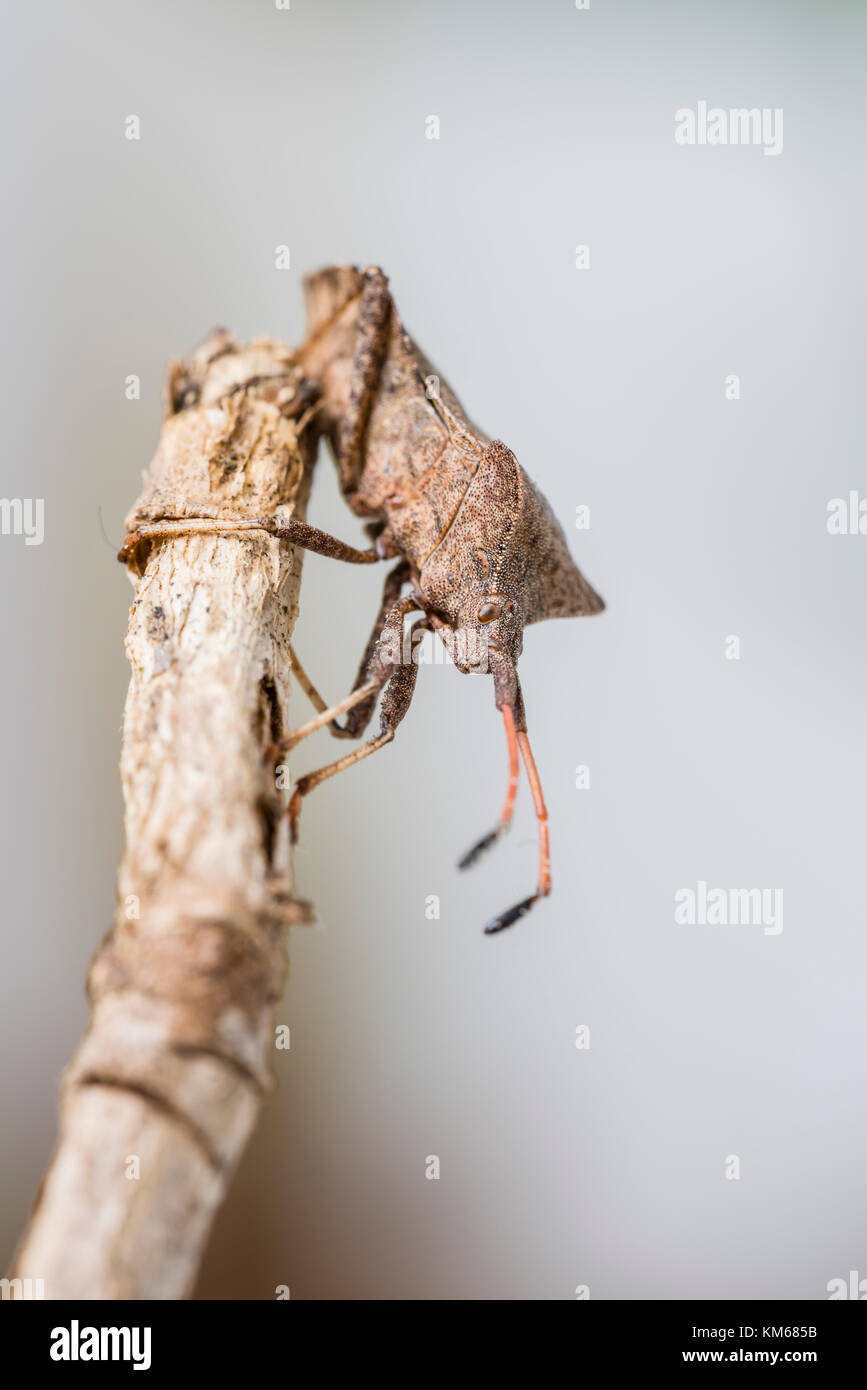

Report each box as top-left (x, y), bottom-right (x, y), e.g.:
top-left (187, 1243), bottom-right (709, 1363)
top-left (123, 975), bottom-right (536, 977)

top-left (457, 828), bottom-right (501, 871)
top-left (484, 894), bottom-right (539, 935)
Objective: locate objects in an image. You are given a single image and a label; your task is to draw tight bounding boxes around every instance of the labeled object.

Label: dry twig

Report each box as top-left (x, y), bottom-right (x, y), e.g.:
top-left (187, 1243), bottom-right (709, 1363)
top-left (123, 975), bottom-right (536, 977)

top-left (11, 330), bottom-right (315, 1299)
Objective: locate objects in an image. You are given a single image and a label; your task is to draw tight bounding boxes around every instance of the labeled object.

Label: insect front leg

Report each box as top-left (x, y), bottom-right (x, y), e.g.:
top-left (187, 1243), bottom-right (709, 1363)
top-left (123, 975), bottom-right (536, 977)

top-left (278, 560), bottom-right (413, 751)
top-left (287, 610), bottom-right (428, 842)
top-left (330, 558), bottom-right (413, 739)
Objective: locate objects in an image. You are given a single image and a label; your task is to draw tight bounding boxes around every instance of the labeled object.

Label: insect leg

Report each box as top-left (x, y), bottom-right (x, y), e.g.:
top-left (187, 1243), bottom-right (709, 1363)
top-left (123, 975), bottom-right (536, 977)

top-left (288, 644), bottom-right (334, 717)
top-left (287, 621), bottom-right (426, 842)
top-left (329, 559), bottom-right (413, 739)
top-left (457, 705), bottom-right (520, 869)
top-left (335, 267), bottom-right (392, 493)
top-left (118, 514), bottom-right (384, 570)
top-left (287, 644), bottom-right (382, 741)
top-left (278, 561), bottom-right (414, 752)
top-left (279, 679), bottom-right (381, 751)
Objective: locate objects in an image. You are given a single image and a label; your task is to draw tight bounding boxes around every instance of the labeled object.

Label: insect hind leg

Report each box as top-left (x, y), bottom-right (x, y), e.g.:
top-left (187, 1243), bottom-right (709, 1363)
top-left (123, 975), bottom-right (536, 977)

top-left (335, 267), bottom-right (393, 494)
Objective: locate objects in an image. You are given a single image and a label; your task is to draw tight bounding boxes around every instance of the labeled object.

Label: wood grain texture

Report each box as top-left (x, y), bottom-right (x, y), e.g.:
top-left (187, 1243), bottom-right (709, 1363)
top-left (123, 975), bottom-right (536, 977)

top-left (11, 331), bottom-right (315, 1299)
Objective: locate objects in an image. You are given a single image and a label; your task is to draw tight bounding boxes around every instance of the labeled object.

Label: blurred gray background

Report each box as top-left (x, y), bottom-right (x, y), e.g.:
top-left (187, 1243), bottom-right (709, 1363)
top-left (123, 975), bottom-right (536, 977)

top-left (1, 0), bottom-right (865, 1299)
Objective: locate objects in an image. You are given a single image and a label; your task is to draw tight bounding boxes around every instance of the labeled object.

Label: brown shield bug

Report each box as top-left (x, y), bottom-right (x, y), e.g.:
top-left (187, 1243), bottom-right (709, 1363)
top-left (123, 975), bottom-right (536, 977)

top-left (120, 266), bottom-right (604, 933)
top-left (293, 267), bottom-right (605, 932)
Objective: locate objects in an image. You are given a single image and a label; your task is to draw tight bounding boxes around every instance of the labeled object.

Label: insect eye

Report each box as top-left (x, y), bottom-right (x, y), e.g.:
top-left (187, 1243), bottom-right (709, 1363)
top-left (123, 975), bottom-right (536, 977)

top-left (477, 601), bottom-right (499, 624)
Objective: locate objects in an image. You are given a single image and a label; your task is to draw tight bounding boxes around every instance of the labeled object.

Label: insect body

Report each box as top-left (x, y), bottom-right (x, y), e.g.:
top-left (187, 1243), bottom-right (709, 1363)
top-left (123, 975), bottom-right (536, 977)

top-left (295, 267), bottom-right (605, 931)
top-left (120, 266), bottom-right (604, 933)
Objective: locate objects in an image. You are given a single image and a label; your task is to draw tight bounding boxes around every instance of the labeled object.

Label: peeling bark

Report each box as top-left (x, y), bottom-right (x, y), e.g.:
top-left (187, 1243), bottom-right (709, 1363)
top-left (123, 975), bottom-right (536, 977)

top-left (11, 331), bottom-right (315, 1300)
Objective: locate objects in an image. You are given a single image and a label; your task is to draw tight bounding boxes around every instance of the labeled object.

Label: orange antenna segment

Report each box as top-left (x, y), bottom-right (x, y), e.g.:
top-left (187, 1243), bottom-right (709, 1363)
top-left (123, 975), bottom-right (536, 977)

top-left (457, 704), bottom-right (521, 872)
top-left (517, 730), bottom-right (551, 900)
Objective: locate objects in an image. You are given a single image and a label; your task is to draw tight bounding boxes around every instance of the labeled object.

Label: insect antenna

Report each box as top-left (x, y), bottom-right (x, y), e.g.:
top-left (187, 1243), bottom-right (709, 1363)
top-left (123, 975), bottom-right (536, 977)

top-left (458, 705), bottom-right (520, 870)
top-left (484, 723), bottom-right (551, 935)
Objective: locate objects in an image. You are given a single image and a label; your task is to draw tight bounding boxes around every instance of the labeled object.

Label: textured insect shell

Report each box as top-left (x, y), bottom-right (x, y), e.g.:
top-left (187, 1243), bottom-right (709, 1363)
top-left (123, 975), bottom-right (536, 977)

top-left (419, 440), bottom-right (604, 634)
top-left (354, 329), bottom-right (485, 568)
top-left (302, 266), bottom-right (604, 630)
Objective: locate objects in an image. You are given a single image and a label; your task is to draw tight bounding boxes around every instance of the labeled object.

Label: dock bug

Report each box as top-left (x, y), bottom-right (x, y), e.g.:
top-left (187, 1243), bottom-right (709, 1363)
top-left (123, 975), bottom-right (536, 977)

top-left (120, 267), bottom-right (604, 932)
